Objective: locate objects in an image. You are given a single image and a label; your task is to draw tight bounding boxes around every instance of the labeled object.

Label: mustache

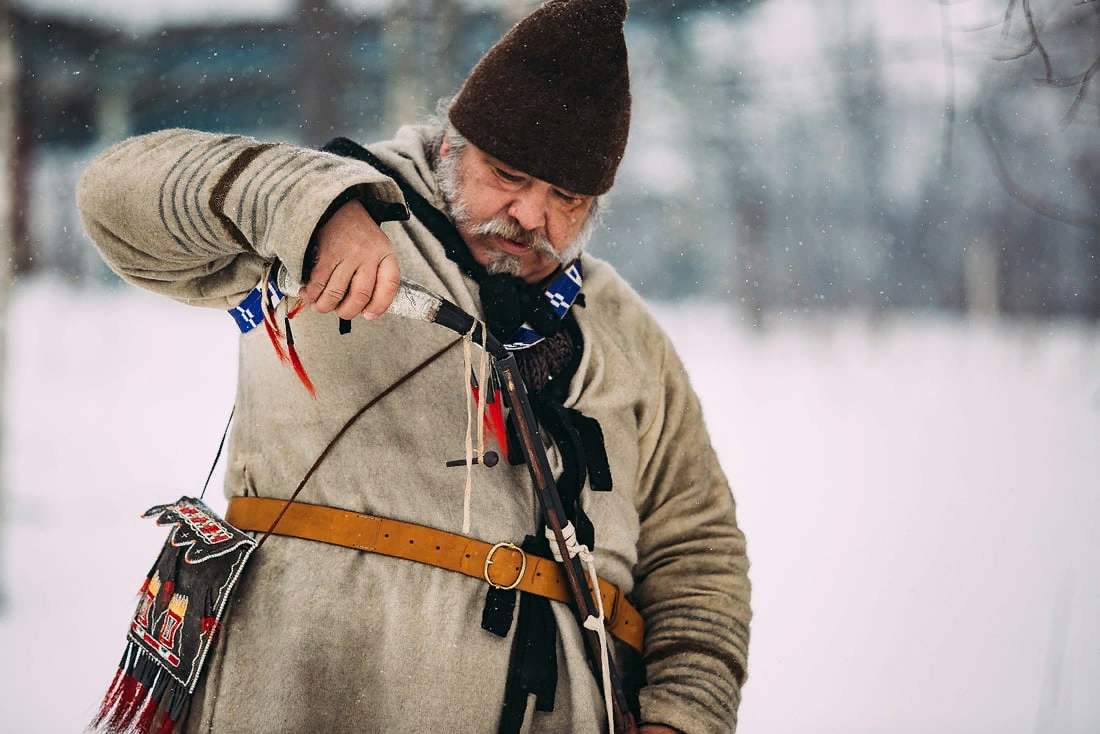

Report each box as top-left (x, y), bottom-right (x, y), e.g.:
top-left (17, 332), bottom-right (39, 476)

top-left (470, 217), bottom-right (556, 257)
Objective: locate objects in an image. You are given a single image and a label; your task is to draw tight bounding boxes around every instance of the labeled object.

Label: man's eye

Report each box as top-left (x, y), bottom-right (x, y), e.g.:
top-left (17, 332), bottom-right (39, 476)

top-left (555, 191), bottom-right (582, 205)
top-left (496, 168), bottom-right (524, 183)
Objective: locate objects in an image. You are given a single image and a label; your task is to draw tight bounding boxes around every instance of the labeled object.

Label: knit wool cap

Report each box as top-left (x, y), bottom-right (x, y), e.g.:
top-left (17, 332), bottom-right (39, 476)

top-left (449, 0), bottom-right (631, 196)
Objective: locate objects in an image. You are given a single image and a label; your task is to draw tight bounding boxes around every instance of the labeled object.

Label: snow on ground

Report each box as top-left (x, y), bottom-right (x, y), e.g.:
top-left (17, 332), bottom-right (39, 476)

top-left (0, 276), bottom-right (1097, 733)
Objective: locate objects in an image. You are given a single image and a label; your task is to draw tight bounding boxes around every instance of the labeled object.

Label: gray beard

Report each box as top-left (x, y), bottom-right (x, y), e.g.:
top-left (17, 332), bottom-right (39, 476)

top-left (435, 145), bottom-right (586, 277)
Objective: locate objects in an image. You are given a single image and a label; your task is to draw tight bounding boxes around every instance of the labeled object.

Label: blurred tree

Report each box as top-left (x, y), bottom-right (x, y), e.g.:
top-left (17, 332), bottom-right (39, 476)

top-left (383, 0), bottom-right (472, 132)
top-left (8, 0), bottom-right (1097, 320)
top-left (978, 0), bottom-right (1100, 316)
top-left (297, 0), bottom-right (345, 147)
top-left (0, 0), bottom-right (16, 611)
top-left (1001, 0), bottom-right (1100, 127)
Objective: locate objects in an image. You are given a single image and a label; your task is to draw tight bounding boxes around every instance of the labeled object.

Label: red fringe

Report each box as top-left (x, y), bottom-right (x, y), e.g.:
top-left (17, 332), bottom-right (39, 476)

top-left (263, 317), bottom-right (289, 363)
top-left (487, 389), bottom-right (509, 464)
top-left (134, 693), bottom-right (160, 734)
top-left (155, 712), bottom-right (178, 734)
top-left (287, 343), bottom-right (317, 398)
top-left (119, 683), bottom-right (150, 734)
top-left (265, 300), bottom-right (284, 338)
top-left (90, 667), bottom-right (126, 728)
top-left (105, 673), bottom-right (141, 733)
top-left (160, 581), bottom-right (174, 605)
top-left (473, 386), bottom-right (510, 463)
top-left (201, 616), bottom-right (218, 638)
top-left (261, 297), bottom-right (315, 396)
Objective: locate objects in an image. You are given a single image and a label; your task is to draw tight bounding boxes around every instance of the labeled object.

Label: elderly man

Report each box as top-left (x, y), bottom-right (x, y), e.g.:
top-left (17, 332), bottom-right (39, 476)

top-left (78, 0), bottom-right (750, 732)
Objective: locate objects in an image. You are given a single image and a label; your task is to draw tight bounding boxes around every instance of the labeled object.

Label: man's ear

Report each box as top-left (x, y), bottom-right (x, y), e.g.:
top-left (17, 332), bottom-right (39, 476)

top-left (440, 135), bottom-right (451, 158)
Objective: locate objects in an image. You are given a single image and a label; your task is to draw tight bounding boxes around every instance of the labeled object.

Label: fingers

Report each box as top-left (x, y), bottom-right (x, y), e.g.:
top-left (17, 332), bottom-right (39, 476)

top-left (311, 261), bottom-right (355, 315)
top-left (301, 255), bottom-right (337, 307)
top-left (364, 252), bottom-right (400, 319)
top-left (335, 260), bottom-right (378, 320)
top-left (304, 255), bottom-right (398, 319)
top-left (299, 199), bottom-right (401, 320)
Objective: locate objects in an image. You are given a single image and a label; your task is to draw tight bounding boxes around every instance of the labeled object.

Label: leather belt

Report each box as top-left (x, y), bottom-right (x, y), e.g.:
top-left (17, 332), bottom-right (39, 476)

top-left (226, 496), bottom-right (644, 653)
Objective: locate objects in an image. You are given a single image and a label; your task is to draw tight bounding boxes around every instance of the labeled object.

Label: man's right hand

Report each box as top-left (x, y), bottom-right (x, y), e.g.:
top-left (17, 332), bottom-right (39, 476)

top-left (299, 198), bottom-right (401, 320)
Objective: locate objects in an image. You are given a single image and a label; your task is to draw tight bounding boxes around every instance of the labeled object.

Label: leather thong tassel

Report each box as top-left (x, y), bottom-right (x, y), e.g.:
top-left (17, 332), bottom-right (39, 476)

top-left (284, 315), bottom-right (317, 398)
top-left (495, 533), bottom-right (559, 734)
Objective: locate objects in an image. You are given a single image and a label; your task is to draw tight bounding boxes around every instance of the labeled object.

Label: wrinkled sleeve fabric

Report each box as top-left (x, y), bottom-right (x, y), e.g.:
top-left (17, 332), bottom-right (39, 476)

top-left (76, 128), bottom-right (406, 308)
top-left (633, 333), bottom-right (752, 734)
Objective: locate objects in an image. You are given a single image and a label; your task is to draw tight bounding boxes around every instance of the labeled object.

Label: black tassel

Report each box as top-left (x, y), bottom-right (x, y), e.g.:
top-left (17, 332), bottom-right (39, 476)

top-left (482, 587), bottom-right (518, 638)
top-left (495, 535), bottom-right (559, 734)
top-left (568, 409), bottom-right (613, 492)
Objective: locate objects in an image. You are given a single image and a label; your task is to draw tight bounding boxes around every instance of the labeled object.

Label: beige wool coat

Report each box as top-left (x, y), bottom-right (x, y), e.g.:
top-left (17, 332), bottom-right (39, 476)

top-left (77, 125), bottom-right (751, 734)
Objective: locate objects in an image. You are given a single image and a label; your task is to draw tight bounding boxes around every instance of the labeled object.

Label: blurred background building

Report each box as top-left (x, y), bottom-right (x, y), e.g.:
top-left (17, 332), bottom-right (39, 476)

top-left (2, 0), bottom-right (1098, 320)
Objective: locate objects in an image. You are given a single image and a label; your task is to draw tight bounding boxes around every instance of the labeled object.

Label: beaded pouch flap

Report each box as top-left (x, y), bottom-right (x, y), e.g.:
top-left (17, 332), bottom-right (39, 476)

top-left (90, 497), bottom-right (257, 734)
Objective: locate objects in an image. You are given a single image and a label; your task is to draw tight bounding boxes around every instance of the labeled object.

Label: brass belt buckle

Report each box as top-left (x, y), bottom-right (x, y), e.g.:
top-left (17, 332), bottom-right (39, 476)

top-left (484, 541), bottom-right (526, 590)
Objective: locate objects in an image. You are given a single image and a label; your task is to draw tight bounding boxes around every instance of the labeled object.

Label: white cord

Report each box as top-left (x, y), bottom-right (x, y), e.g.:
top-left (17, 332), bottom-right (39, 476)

top-left (475, 335), bottom-right (489, 461)
top-left (461, 322), bottom-right (491, 536)
top-left (462, 330), bottom-right (474, 535)
top-left (545, 523), bottom-right (615, 734)
top-left (545, 521), bottom-right (576, 563)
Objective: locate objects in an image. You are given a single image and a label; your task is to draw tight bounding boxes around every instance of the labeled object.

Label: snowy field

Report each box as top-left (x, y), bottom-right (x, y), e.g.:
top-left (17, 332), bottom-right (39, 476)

top-left (1, 276), bottom-right (1098, 734)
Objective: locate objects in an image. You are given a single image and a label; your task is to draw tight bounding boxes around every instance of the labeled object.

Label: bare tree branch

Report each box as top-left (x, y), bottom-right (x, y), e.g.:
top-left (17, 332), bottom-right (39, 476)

top-left (1003, 0), bottom-right (1019, 35)
top-left (1060, 53), bottom-right (1100, 124)
top-left (1022, 0), bottom-right (1056, 81)
top-left (1000, 0), bottom-right (1099, 124)
top-left (974, 110), bottom-right (1100, 232)
top-left (955, 18), bottom-right (1006, 33)
top-left (994, 37), bottom-right (1041, 62)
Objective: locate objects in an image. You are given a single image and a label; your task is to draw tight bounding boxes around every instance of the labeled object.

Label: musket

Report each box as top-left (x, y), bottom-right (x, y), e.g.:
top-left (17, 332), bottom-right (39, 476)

top-left (388, 280), bottom-right (640, 734)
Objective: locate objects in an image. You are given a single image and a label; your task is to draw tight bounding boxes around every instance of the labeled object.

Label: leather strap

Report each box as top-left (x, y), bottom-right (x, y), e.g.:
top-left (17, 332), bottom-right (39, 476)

top-left (226, 496), bottom-right (644, 653)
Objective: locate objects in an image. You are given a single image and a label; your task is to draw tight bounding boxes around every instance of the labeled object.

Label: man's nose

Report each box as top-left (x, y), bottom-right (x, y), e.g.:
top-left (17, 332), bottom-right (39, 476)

top-left (506, 190), bottom-right (547, 233)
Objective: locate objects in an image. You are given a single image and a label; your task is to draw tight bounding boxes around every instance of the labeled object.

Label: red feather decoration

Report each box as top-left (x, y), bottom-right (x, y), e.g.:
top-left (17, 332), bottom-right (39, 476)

top-left (487, 388), bottom-right (509, 464)
top-left (284, 316), bottom-right (317, 398)
top-left (471, 385), bottom-right (509, 462)
top-left (263, 315), bottom-right (289, 363)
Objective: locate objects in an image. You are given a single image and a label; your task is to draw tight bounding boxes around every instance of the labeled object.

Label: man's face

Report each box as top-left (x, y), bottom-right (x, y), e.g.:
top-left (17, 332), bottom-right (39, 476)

top-left (439, 136), bottom-right (595, 284)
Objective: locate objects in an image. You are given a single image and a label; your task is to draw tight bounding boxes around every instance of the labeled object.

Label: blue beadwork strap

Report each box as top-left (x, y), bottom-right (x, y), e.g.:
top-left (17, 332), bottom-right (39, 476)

top-left (230, 262), bottom-right (581, 345)
top-left (229, 275), bottom-right (283, 334)
top-left (502, 260), bottom-right (583, 351)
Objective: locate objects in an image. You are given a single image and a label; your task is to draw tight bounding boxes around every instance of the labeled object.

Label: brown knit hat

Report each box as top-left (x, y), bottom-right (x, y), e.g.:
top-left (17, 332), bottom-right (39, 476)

top-left (448, 0), bottom-right (631, 196)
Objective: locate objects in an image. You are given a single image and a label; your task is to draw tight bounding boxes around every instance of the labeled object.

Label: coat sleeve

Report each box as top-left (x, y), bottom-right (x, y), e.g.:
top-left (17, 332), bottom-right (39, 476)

top-left (76, 128), bottom-right (406, 308)
top-left (632, 333), bottom-right (752, 734)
